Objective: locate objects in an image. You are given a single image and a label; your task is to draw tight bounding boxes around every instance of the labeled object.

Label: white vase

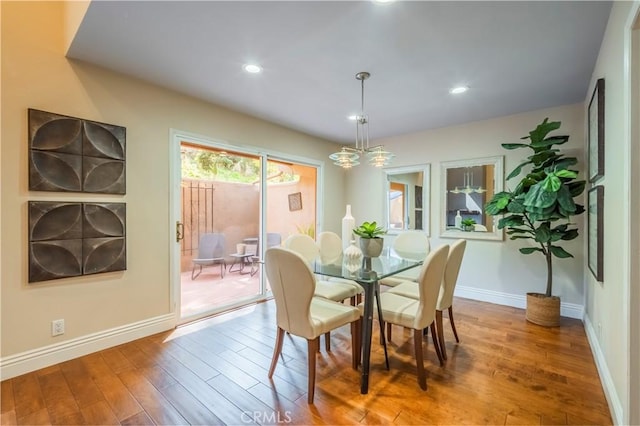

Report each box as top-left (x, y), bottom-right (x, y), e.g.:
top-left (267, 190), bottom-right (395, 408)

top-left (344, 239), bottom-right (363, 264)
top-left (341, 204), bottom-right (355, 251)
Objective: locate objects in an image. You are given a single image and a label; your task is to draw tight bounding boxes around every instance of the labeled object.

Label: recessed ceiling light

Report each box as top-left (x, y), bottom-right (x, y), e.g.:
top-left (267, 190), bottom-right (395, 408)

top-left (243, 64), bottom-right (262, 74)
top-left (348, 115), bottom-right (358, 120)
top-left (450, 86), bottom-right (469, 94)
top-left (373, 0), bottom-right (395, 4)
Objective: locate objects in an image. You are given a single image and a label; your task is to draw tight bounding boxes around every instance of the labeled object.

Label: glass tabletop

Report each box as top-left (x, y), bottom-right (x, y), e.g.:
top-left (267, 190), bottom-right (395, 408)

top-left (313, 254), bottom-right (422, 284)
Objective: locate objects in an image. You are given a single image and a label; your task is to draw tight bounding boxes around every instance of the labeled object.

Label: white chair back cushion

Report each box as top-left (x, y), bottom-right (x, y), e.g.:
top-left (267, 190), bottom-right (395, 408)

top-left (284, 234), bottom-right (320, 263)
top-left (317, 231), bottom-right (342, 263)
top-left (437, 239), bottom-right (467, 311)
top-left (413, 244), bottom-right (449, 329)
top-left (393, 231), bottom-right (430, 261)
top-left (265, 248), bottom-right (316, 339)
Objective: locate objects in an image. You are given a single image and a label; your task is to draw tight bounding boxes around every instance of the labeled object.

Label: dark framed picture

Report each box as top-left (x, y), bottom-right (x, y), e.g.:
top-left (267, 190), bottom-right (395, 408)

top-left (588, 186), bottom-right (604, 282)
top-left (415, 185), bottom-right (423, 209)
top-left (288, 192), bottom-right (302, 211)
top-left (588, 78), bottom-right (605, 182)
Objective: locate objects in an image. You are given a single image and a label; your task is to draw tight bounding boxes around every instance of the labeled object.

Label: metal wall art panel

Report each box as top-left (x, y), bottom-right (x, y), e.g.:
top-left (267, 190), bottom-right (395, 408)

top-left (28, 109), bottom-right (126, 194)
top-left (28, 201), bottom-right (127, 282)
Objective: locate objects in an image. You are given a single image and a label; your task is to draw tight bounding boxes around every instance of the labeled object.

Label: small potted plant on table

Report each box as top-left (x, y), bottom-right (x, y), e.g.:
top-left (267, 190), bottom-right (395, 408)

top-left (353, 221), bottom-right (386, 257)
top-left (461, 218), bottom-right (477, 231)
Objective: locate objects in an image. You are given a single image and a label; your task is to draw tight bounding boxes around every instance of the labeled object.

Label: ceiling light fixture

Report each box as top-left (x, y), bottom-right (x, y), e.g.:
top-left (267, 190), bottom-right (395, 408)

top-left (449, 85), bottom-right (469, 94)
top-left (449, 167), bottom-right (487, 194)
top-left (243, 64), bottom-right (262, 74)
top-left (330, 72), bottom-right (394, 169)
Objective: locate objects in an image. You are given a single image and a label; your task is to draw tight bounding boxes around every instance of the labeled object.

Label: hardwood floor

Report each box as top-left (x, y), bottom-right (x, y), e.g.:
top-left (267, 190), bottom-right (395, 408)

top-left (1, 298), bottom-right (612, 425)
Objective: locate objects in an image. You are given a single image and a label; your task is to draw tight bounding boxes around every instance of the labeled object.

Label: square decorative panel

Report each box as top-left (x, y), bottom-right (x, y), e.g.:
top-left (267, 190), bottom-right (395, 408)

top-left (28, 201), bottom-right (126, 282)
top-left (28, 109), bottom-right (126, 194)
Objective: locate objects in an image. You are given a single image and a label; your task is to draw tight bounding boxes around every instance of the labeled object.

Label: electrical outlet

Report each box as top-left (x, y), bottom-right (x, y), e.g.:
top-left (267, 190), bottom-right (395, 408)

top-left (52, 319), bottom-right (65, 336)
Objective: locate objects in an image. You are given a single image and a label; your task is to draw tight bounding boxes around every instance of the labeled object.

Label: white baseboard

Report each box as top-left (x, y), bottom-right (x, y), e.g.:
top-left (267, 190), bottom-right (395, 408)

top-left (0, 313), bottom-right (176, 380)
top-left (454, 285), bottom-right (584, 319)
top-left (583, 314), bottom-right (623, 425)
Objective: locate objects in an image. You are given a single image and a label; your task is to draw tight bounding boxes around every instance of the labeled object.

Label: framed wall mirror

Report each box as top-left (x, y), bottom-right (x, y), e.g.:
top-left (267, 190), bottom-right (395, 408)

top-left (440, 156), bottom-right (504, 241)
top-left (383, 164), bottom-right (430, 235)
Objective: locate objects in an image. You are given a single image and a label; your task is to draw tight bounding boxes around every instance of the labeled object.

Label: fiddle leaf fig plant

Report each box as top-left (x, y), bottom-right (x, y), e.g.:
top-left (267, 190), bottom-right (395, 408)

top-left (484, 118), bottom-right (585, 297)
top-left (353, 221), bottom-right (386, 239)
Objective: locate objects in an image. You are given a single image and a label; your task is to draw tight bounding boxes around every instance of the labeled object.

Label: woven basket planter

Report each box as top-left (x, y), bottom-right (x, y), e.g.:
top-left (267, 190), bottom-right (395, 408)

top-left (526, 292), bottom-right (560, 327)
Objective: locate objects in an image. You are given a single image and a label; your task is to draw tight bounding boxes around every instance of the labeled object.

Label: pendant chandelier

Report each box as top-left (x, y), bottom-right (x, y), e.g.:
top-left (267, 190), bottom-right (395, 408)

top-left (330, 72), bottom-right (394, 169)
top-left (449, 167), bottom-right (487, 194)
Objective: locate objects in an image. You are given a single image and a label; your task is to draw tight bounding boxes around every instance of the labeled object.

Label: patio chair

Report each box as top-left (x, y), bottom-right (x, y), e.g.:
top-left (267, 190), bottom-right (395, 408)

top-left (249, 232), bottom-right (282, 276)
top-left (191, 233), bottom-right (227, 279)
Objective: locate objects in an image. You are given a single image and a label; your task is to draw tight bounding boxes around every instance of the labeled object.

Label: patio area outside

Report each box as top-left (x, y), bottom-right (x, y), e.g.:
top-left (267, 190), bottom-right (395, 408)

top-left (180, 265), bottom-right (262, 318)
top-left (179, 144), bottom-right (317, 319)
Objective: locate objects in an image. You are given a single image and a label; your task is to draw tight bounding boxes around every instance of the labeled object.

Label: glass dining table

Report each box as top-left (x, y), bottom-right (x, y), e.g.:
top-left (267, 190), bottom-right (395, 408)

top-left (313, 253), bottom-right (423, 394)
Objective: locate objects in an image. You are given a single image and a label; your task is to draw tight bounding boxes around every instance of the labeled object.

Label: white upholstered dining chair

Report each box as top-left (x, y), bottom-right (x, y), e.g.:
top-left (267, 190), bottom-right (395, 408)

top-left (284, 234), bottom-right (363, 306)
top-left (264, 247), bottom-right (360, 404)
top-left (376, 244), bottom-right (449, 390)
top-left (386, 239), bottom-right (467, 360)
top-left (379, 230), bottom-right (430, 287)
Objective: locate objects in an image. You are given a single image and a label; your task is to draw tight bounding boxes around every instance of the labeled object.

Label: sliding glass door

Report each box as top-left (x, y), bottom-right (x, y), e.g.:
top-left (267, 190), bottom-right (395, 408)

top-left (171, 132), bottom-right (318, 322)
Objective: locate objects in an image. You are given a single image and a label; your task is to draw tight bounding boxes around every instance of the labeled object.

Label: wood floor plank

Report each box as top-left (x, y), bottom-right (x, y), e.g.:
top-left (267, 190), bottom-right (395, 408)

top-left (15, 408), bottom-right (50, 425)
top-left (158, 382), bottom-right (224, 425)
top-left (11, 373), bottom-right (45, 419)
top-left (117, 369), bottom-right (188, 425)
top-left (0, 298), bottom-right (612, 425)
top-left (100, 347), bottom-right (136, 375)
top-left (59, 358), bottom-right (106, 409)
top-left (79, 401), bottom-right (119, 426)
top-left (38, 370), bottom-right (82, 424)
top-left (81, 354), bottom-right (143, 421)
top-left (0, 380), bottom-right (14, 415)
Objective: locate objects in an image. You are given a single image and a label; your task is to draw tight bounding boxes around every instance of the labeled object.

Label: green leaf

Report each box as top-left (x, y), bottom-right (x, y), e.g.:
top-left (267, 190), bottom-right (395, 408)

top-left (553, 157), bottom-right (579, 171)
top-left (507, 198), bottom-right (526, 213)
top-left (507, 160), bottom-right (532, 180)
top-left (551, 223), bottom-right (568, 232)
top-left (506, 227), bottom-right (534, 235)
top-left (485, 192), bottom-right (512, 215)
top-left (556, 185), bottom-right (576, 213)
top-left (560, 229), bottom-right (579, 241)
top-left (524, 182), bottom-right (557, 208)
top-left (510, 235), bottom-right (534, 240)
top-left (534, 223), bottom-right (551, 243)
top-left (498, 215), bottom-right (525, 229)
top-left (520, 247), bottom-right (543, 254)
top-left (530, 150), bottom-right (560, 166)
top-left (554, 169), bottom-right (577, 179)
top-left (568, 181), bottom-right (586, 197)
top-left (542, 175), bottom-right (562, 192)
top-left (550, 245), bottom-right (573, 258)
top-left (528, 118), bottom-right (561, 144)
top-left (530, 135), bottom-right (569, 149)
top-left (502, 143), bottom-right (531, 150)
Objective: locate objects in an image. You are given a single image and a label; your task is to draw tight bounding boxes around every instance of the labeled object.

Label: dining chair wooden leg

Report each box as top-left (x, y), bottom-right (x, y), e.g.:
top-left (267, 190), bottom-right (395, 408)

top-left (355, 318), bottom-right (362, 368)
top-left (350, 296), bottom-right (356, 306)
top-left (413, 329), bottom-right (427, 390)
top-left (325, 332), bottom-right (331, 351)
top-left (430, 322), bottom-right (444, 366)
top-left (307, 338), bottom-right (319, 404)
top-left (350, 320), bottom-right (359, 370)
top-left (436, 309), bottom-right (447, 360)
top-left (269, 327), bottom-right (285, 378)
top-left (448, 306), bottom-right (460, 343)
top-left (386, 323), bottom-right (392, 342)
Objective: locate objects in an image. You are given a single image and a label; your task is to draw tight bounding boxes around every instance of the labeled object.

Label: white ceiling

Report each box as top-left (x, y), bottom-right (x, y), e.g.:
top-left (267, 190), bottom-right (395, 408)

top-left (67, 1), bottom-right (612, 145)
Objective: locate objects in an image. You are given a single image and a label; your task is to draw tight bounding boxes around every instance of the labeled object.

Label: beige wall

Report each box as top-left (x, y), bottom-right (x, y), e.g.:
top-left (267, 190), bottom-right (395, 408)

top-left (348, 103), bottom-right (586, 306)
top-left (584, 2), bottom-right (639, 424)
top-left (1, 1), bottom-right (344, 358)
